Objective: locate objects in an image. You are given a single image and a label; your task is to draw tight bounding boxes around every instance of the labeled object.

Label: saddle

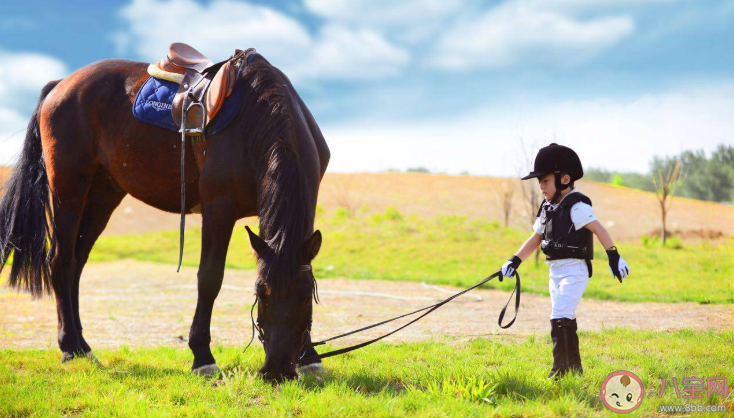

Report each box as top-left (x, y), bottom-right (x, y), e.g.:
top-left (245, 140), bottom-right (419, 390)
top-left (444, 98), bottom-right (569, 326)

top-left (147, 42), bottom-right (253, 136)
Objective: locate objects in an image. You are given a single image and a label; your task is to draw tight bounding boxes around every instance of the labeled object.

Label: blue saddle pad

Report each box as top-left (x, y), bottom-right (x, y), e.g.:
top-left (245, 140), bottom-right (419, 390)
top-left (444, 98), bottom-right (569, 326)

top-left (132, 76), bottom-right (243, 136)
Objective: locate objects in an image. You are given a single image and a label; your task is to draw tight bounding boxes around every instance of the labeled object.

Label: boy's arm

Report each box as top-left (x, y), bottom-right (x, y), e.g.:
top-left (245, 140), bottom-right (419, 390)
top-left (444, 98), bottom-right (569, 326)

top-left (584, 220), bottom-right (630, 281)
top-left (516, 232), bottom-right (543, 262)
top-left (583, 220), bottom-right (614, 249)
top-left (501, 232), bottom-right (541, 277)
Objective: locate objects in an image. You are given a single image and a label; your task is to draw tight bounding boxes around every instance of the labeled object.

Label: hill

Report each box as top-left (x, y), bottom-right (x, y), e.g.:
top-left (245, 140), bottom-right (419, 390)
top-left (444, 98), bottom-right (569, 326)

top-left (2, 167), bottom-right (732, 240)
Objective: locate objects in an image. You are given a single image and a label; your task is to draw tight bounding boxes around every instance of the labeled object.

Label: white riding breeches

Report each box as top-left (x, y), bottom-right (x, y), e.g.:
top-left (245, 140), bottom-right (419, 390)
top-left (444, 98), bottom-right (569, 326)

top-left (548, 261), bottom-right (589, 320)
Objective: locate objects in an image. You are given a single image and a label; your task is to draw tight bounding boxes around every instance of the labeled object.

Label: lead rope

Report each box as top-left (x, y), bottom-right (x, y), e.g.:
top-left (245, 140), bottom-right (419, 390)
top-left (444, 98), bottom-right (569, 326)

top-left (241, 272), bottom-right (520, 363)
top-left (297, 271), bottom-right (519, 364)
top-left (242, 271), bottom-right (521, 365)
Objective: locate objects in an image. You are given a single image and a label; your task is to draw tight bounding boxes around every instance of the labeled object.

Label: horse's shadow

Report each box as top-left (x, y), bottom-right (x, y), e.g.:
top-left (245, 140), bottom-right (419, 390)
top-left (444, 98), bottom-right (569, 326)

top-left (102, 362), bottom-right (193, 381)
top-left (298, 371), bottom-right (405, 395)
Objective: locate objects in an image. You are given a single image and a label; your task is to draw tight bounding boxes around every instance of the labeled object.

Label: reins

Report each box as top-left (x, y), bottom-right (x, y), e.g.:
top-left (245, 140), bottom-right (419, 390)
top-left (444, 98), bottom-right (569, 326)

top-left (243, 270), bottom-right (521, 364)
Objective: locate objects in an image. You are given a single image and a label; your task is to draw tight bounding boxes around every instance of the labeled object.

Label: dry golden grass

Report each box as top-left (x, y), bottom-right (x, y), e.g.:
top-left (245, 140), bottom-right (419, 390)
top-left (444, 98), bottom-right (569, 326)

top-left (1, 167), bottom-right (732, 240)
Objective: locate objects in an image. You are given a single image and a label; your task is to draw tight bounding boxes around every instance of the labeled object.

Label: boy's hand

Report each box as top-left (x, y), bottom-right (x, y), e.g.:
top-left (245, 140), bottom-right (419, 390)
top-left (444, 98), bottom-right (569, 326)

top-left (501, 255), bottom-right (522, 281)
top-left (606, 246), bottom-right (630, 282)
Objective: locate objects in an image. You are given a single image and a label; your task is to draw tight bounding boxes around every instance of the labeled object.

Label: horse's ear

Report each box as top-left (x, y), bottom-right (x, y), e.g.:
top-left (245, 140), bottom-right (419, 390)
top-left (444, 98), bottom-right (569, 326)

top-left (246, 226), bottom-right (270, 257)
top-left (303, 230), bottom-right (322, 261)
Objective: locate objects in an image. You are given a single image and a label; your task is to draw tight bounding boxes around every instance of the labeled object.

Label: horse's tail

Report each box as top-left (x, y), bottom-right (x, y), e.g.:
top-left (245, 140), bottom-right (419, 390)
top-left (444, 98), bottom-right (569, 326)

top-left (0, 79), bottom-right (60, 297)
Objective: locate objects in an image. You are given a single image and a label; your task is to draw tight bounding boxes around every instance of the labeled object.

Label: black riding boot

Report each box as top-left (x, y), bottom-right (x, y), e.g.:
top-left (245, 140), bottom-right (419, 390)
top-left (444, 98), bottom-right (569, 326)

top-left (566, 318), bottom-right (583, 375)
top-left (548, 318), bottom-right (582, 379)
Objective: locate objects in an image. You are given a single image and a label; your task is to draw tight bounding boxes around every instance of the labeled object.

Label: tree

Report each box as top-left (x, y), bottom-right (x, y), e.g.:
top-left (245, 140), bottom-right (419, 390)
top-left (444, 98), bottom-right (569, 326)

top-left (517, 137), bottom-right (543, 264)
top-left (651, 159), bottom-right (682, 245)
top-left (501, 179), bottom-right (515, 228)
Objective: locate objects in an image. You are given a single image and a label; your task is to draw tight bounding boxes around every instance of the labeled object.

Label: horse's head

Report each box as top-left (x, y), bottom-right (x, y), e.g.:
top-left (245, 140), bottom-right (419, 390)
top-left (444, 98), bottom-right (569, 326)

top-left (246, 225), bottom-right (321, 382)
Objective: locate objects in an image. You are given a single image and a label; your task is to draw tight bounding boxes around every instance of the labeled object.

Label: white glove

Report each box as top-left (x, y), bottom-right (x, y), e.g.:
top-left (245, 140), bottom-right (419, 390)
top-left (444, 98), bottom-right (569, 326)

top-left (615, 257), bottom-right (630, 280)
top-left (501, 256), bottom-right (522, 278)
top-left (606, 246), bottom-right (629, 283)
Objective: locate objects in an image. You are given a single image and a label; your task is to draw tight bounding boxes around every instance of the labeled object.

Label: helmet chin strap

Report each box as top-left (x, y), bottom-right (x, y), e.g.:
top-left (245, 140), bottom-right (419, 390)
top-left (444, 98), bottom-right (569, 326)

top-left (552, 172), bottom-right (571, 203)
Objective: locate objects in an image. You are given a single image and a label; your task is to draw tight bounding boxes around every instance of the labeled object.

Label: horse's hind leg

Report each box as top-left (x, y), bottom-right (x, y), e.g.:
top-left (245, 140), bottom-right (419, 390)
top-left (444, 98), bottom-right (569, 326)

top-left (41, 111), bottom-right (97, 360)
top-left (71, 170), bottom-right (127, 357)
top-left (47, 169), bottom-right (94, 361)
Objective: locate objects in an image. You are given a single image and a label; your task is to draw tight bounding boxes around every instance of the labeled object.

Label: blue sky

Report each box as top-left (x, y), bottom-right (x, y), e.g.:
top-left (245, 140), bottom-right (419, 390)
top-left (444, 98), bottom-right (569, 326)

top-left (1, 0), bottom-right (733, 175)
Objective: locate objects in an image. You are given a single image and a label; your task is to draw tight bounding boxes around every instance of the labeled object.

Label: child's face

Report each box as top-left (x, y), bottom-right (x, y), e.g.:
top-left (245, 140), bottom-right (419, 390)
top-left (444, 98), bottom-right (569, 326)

top-left (538, 173), bottom-right (570, 200)
top-left (538, 173), bottom-right (556, 200)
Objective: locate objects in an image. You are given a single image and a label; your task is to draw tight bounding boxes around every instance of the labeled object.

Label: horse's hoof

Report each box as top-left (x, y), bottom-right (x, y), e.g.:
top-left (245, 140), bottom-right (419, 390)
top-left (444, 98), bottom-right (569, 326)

top-left (192, 363), bottom-right (221, 377)
top-left (62, 351), bottom-right (104, 367)
top-left (297, 362), bottom-right (326, 377)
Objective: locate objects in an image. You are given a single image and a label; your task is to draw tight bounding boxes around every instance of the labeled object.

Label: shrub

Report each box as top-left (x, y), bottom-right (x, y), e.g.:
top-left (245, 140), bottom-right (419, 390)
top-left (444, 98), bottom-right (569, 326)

top-left (334, 207), bottom-right (352, 221)
top-left (612, 174), bottom-right (625, 187)
top-left (384, 206), bottom-right (403, 221)
top-left (666, 236), bottom-right (684, 249)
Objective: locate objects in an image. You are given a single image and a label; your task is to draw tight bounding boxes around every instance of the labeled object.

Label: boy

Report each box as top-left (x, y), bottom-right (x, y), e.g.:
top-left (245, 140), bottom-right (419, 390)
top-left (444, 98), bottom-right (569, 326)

top-left (500, 143), bottom-right (630, 379)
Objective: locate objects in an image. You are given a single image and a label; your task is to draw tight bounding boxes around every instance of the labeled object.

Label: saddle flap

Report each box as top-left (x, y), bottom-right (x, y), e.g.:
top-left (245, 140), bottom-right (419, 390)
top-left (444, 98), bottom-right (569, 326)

top-left (205, 60), bottom-right (236, 119)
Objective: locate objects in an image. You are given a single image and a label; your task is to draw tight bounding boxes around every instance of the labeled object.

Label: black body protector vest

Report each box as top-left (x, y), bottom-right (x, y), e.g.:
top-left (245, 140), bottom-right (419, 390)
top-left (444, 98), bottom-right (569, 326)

top-left (537, 192), bottom-right (594, 277)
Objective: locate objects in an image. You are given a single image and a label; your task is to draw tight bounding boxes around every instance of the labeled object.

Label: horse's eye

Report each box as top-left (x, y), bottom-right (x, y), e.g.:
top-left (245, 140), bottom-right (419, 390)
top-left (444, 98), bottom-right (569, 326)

top-left (626, 393), bottom-right (632, 402)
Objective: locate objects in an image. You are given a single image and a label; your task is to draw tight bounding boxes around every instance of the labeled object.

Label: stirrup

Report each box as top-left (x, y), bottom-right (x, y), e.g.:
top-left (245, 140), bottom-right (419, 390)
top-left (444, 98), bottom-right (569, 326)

top-left (180, 89), bottom-right (206, 136)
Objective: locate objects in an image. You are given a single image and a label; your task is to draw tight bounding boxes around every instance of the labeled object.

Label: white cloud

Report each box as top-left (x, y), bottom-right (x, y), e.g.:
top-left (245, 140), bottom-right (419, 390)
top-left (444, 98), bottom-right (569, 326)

top-left (303, 0), bottom-right (465, 43)
top-left (322, 82), bottom-right (734, 176)
top-left (115, 0), bottom-right (409, 82)
top-left (304, 0), bottom-right (463, 23)
top-left (544, 85), bottom-right (734, 172)
top-left (430, 0), bottom-right (634, 70)
top-left (0, 51), bottom-right (66, 106)
top-left (532, 0), bottom-right (699, 11)
top-left (0, 50), bottom-right (67, 165)
top-left (0, 108), bottom-right (32, 165)
top-left (294, 24), bottom-right (408, 80)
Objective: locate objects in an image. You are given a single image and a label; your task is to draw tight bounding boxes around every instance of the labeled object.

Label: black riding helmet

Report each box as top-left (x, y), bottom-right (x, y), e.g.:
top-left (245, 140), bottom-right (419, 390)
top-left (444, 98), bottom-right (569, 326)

top-left (522, 143), bottom-right (584, 202)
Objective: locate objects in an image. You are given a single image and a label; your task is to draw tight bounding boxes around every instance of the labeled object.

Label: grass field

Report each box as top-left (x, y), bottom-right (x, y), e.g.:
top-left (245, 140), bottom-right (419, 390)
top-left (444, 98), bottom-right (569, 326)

top-left (89, 206), bottom-right (734, 304)
top-left (1, 329), bottom-right (732, 417)
top-left (3, 200), bottom-right (733, 416)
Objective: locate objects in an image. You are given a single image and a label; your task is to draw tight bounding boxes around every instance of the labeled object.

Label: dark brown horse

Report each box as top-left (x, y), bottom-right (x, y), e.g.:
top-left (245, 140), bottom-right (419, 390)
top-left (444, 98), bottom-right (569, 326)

top-left (0, 52), bottom-right (329, 381)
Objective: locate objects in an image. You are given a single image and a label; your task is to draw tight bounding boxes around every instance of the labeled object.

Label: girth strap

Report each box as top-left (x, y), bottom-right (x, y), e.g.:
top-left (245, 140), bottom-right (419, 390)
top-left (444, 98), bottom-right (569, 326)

top-left (191, 137), bottom-right (208, 174)
top-left (296, 270), bottom-right (520, 365)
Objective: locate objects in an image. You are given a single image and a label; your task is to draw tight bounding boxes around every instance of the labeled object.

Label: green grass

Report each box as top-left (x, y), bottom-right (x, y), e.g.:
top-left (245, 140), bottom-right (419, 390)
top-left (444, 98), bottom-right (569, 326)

top-left (89, 207), bottom-right (734, 304)
top-left (1, 329), bottom-right (732, 417)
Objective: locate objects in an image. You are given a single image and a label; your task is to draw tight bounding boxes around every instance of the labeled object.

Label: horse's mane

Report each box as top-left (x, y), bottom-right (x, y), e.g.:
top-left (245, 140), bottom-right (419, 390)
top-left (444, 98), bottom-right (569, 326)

top-left (235, 55), bottom-right (314, 293)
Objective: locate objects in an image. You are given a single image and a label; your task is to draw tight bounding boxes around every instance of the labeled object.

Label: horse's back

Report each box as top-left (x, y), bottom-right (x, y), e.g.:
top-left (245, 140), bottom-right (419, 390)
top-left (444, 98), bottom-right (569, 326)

top-left (40, 59), bottom-right (148, 145)
top-left (39, 59), bottom-right (201, 213)
top-left (44, 59), bottom-right (147, 108)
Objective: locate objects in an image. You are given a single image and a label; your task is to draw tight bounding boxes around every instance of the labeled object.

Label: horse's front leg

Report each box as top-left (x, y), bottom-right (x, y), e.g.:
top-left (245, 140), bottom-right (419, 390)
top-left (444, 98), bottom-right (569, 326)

top-left (188, 196), bottom-right (236, 376)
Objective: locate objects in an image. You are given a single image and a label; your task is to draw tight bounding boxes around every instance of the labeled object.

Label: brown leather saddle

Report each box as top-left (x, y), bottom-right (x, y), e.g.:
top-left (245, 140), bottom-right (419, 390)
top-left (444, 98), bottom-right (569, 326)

top-left (152, 42), bottom-right (252, 137)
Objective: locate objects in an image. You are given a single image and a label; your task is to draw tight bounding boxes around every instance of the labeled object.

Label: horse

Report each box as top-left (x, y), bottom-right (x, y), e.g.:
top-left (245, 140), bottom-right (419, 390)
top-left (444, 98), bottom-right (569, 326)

top-left (0, 50), bottom-right (330, 382)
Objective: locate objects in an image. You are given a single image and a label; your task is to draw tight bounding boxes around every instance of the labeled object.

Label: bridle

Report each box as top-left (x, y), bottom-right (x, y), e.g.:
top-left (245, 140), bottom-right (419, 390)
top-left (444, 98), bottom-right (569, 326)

top-left (243, 264), bottom-right (314, 354)
top-left (244, 268), bottom-right (521, 365)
